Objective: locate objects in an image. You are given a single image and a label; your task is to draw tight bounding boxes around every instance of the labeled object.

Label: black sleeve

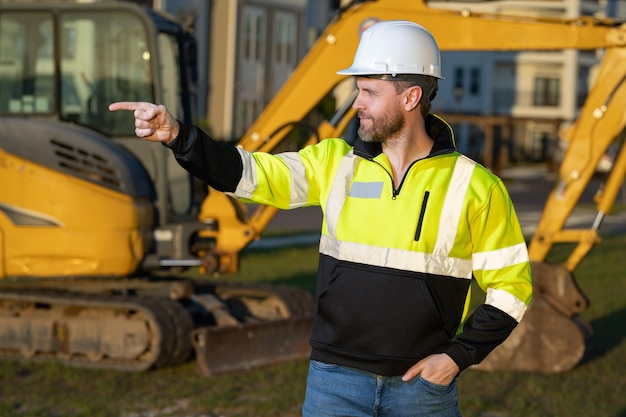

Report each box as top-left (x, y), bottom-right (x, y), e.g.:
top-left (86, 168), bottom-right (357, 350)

top-left (444, 304), bottom-right (518, 372)
top-left (166, 122), bottom-right (243, 192)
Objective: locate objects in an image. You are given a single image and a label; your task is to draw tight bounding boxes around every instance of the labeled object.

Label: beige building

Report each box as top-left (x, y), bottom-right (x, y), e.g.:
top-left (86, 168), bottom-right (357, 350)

top-left (160, 0), bottom-right (309, 141)
top-left (206, 0), bottom-right (307, 140)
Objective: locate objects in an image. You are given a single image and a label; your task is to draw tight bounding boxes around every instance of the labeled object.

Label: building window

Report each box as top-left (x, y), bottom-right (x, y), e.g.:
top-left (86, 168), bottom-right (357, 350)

top-left (533, 76), bottom-right (560, 106)
top-left (237, 6), bottom-right (268, 137)
top-left (274, 12), bottom-right (296, 66)
top-left (235, 6), bottom-right (300, 138)
top-left (271, 11), bottom-right (298, 96)
top-left (243, 7), bottom-right (266, 61)
top-left (454, 66), bottom-right (464, 101)
top-left (469, 67), bottom-right (480, 95)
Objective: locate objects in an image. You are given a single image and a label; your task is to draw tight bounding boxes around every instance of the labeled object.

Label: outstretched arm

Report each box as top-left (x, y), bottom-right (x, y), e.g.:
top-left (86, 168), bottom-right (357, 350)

top-left (109, 102), bottom-right (179, 144)
top-left (110, 101), bottom-right (243, 192)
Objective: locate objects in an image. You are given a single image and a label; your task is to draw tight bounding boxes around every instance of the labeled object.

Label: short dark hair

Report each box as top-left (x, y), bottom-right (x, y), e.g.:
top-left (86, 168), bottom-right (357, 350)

top-left (392, 75), bottom-right (438, 118)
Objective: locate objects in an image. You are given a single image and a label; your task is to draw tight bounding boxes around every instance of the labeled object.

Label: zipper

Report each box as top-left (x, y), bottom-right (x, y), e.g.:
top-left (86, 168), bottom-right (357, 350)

top-left (365, 153), bottom-right (429, 199)
top-left (372, 160), bottom-right (399, 199)
top-left (370, 159), bottom-right (430, 240)
top-left (390, 160), bottom-right (420, 199)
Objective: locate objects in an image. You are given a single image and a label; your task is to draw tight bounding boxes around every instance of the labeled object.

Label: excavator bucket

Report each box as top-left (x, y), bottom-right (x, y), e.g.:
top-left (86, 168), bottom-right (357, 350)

top-left (192, 315), bottom-right (314, 376)
top-left (474, 261), bottom-right (592, 373)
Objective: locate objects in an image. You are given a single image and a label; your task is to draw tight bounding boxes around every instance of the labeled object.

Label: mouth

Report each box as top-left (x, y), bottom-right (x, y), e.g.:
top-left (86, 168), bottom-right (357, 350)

top-left (360, 119), bottom-right (373, 131)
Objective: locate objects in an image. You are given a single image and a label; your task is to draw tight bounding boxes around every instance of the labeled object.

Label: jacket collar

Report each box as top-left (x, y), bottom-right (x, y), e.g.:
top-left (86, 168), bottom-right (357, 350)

top-left (353, 113), bottom-right (456, 160)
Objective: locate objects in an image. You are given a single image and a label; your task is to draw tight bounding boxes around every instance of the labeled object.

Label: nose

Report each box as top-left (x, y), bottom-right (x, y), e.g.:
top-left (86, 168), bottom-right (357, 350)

top-left (352, 90), bottom-right (365, 111)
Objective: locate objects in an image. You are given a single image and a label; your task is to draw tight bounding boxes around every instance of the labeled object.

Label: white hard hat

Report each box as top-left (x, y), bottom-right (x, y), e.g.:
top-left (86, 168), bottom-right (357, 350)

top-left (337, 20), bottom-right (443, 79)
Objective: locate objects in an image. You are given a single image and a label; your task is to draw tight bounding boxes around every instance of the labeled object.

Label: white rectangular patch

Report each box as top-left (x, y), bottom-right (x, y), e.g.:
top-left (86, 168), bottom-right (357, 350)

top-left (348, 181), bottom-right (384, 198)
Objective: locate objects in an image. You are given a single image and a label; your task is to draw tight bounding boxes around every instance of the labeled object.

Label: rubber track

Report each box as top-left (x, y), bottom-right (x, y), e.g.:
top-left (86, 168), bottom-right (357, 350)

top-left (213, 282), bottom-right (316, 316)
top-left (149, 297), bottom-right (194, 368)
top-left (0, 288), bottom-right (194, 371)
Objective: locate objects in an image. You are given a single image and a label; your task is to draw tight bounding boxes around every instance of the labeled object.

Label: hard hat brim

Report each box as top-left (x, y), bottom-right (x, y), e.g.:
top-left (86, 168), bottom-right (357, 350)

top-left (336, 67), bottom-right (445, 80)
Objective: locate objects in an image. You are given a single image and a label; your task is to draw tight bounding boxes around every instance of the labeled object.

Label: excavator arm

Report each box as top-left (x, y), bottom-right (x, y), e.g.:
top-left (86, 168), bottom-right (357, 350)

top-left (197, 0), bottom-right (626, 373)
top-left (529, 44), bottom-right (626, 269)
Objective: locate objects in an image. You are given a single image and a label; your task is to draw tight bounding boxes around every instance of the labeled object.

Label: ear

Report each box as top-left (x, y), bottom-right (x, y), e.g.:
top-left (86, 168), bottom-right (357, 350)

top-left (404, 85), bottom-right (423, 112)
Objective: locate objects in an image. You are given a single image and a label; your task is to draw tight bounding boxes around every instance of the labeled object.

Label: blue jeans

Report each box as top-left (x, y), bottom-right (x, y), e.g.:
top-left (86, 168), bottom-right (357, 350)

top-left (302, 360), bottom-right (461, 417)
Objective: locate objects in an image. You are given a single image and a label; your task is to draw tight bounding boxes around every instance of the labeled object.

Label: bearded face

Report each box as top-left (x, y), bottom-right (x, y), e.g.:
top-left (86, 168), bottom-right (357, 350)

top-left (358, 100), bottom-right (405, 144)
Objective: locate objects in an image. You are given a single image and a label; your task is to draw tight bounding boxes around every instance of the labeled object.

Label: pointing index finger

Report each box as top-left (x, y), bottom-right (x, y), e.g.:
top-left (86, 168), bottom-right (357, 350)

top-left (108, 101), bottom-right (146, 112)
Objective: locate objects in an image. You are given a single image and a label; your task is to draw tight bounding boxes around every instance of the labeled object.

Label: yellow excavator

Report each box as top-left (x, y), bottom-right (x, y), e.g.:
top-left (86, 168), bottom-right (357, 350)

top-left (0, 1), bottom-right (316, 375)
top-left (1, 0), bottom-right (625, 376)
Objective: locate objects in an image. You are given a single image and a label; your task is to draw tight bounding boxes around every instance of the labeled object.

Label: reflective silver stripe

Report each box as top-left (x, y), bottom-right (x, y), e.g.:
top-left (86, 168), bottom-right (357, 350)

top-left (230, 147), bottom-right (257, 199)
top-left (486, 288), bottom-right (528, 322)
top-left (349, 181), bottom-right (384, 198)
top-left (325, 152), bottom-right (360, 237)
top-left (473, 242), bottom-right (530, 271)
top-left (320, 235), bottom-right (473, 279)
top-left (277, 152), bottom-right (309, 208)
top-left (433, 155), bottom-right (475, 256)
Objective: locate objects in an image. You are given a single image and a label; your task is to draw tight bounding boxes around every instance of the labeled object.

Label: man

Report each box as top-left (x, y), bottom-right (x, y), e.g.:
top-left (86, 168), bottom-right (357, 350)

top-left (110, 20), bottom-right (532, 417)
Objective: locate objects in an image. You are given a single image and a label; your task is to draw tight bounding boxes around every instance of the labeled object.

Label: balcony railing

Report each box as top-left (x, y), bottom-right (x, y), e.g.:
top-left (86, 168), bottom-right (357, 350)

top-left (490, 88), bottom-right (588, 114)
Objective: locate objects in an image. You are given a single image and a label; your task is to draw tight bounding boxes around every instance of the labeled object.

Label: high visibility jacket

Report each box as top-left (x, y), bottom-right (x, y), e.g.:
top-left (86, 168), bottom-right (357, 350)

top-left (168, 114), bottom-right (533, 376)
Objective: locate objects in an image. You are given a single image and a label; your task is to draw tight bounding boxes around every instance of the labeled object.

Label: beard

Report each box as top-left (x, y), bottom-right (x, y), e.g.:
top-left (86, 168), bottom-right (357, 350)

top-left (358, 105), bottom-right (405, 143)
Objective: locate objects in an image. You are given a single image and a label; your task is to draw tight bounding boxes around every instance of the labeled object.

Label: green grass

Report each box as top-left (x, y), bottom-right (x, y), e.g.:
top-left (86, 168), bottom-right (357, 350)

top-left (1, 235), bottom-right (625, 417)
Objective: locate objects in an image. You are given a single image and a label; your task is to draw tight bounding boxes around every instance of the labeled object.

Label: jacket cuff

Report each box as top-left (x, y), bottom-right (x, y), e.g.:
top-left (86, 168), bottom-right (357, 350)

top-left (444, 343), bottom-right (474, 372)
top-left (164, 119), bottom-right (187, 150)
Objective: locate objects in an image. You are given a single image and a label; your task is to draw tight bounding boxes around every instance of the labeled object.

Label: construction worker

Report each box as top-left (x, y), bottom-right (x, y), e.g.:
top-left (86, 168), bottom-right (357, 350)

top-left (110, 20), bottom-right (532, 417)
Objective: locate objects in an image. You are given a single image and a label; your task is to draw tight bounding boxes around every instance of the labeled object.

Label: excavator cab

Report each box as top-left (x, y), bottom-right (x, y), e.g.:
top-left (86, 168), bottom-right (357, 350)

top-left (0, 2), bottom-right (205, 275)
